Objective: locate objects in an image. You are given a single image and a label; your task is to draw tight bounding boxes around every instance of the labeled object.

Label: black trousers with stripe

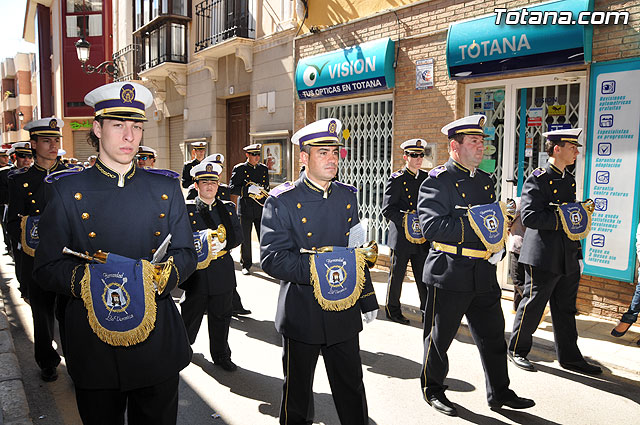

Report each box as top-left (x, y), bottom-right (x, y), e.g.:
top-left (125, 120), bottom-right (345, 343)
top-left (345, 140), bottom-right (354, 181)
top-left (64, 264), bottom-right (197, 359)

top-left (420, 286), bottom-right (514, 404)
top-left (75, 375), bottom-right (179, 425)
top-left (385, 248), bottom-right (427, 316)
top-left (508, 265), bottom-right (583, 363)
top-left (279, 336), bottom-right (368, 425)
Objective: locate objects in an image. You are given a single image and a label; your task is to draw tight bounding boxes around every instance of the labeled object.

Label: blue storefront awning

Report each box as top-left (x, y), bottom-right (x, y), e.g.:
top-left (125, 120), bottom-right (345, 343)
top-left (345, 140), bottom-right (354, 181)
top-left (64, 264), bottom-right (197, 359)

top-left (447, 0), bottom-right (594, 79)
top-left (295, 38), bottom-right (396, 100)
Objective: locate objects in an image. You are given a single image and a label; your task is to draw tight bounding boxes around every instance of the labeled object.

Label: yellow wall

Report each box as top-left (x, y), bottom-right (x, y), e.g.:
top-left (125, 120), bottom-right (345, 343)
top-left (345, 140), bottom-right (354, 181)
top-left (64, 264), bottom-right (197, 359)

top-left (303, 0), bottom-right (418, 30)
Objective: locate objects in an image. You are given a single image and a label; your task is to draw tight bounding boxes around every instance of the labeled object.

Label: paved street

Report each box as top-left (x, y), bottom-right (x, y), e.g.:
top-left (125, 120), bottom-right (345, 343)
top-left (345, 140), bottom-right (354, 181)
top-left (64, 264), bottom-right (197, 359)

top-left (1, 242), bottom-right (639, 425)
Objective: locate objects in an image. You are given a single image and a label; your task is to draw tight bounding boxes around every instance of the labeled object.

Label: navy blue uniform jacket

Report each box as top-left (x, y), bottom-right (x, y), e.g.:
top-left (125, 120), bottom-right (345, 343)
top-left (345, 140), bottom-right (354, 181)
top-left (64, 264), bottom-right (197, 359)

top-left (33, 160), bottom-right (197, 391)
top-left (382, 167), bottom-right (428, 252)
top-left (417, 158), bottom-right (499, 293)
top-left (518, 163), bottom-right (582, 275)
top-left (260, 176), bottom-right (378, 346)
top-left (229, 161), bottom-right (269, 218)
top-left (181, 198), bottom-right (243, 295)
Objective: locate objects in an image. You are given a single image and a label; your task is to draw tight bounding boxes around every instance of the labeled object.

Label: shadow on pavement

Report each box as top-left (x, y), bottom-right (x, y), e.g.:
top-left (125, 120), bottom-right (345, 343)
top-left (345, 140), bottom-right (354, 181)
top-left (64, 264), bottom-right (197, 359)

top-left (190, 352), bottom-right (362, 424)
top-left (230, 316), bottom-right (282, 347)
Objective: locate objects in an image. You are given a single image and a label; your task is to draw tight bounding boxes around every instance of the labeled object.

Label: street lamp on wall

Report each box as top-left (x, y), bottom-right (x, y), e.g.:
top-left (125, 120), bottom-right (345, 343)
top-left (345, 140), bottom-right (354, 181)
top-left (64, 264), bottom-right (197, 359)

top-left (75, 37), bottom-right (119, 79)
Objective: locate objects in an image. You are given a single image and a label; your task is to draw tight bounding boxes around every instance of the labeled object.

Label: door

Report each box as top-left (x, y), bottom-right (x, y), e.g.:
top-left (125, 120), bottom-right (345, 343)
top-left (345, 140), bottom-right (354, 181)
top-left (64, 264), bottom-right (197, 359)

top-left (226, 96), bottom-right (250, 183)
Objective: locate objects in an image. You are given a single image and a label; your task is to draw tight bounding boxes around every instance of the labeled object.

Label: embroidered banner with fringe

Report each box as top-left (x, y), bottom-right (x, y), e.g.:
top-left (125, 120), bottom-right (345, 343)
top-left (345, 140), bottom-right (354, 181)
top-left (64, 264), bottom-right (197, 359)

top-left (557, 201), bottom-right (592, 241)
top-left (310, 247), bottom-right (366, 311)
top-left (467, 201), bottom-right (508, 253)
top-left (193, 228), bottom-right (227, 270)
top-left (403, 211), bottom-right (426, 244)
top-left (20, 215), bottom-right (40, 257)
top-left (80, 254), bottom-right (157, 347)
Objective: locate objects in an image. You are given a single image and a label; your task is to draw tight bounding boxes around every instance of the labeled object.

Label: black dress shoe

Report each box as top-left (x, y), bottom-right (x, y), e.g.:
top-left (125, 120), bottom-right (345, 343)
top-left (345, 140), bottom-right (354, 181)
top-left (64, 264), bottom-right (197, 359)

top-left (560, 360), bottom-right (602, 375)
top-left (425, 393), bottom-right (457, 416)
top-left (233, 308), bottom-right (252, 316)
top-left (215, 358), bottom-right (238, 372)
top-left (41, 367), bottom-right (58, 382)
top-left (611, 321), bottom-right (632, 337)
top-left (386, 312), bottom-right (410, 325)
top-left (508, 351), bottom-right (536, 372)
top-left (489, 394), bottom-right (535, 410)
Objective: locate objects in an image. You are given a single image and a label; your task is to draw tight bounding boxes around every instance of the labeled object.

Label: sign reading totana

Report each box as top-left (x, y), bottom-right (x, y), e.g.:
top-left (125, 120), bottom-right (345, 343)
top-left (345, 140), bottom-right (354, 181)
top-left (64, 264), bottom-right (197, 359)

top-left (295, 38), bottom-right (396, 100)
top-left (583, 58), bottom-right (640, 283)
top-left (446, 0), bottom-right (593, 78)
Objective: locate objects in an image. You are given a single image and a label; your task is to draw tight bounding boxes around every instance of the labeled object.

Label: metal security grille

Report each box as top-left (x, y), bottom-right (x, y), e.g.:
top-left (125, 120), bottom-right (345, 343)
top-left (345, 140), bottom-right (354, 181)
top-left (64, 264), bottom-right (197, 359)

top-left (72, 130), bottom-right (96, 164)
top-left (318, 96), bottom-right (393, 245)
top-left (514, 83), bottom-right (581, 185)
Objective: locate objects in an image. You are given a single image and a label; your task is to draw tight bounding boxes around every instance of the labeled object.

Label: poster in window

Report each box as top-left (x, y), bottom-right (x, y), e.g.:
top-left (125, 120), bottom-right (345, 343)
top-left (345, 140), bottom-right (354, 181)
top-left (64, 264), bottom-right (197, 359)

top-left (263, 142), bottom-right (282, 175)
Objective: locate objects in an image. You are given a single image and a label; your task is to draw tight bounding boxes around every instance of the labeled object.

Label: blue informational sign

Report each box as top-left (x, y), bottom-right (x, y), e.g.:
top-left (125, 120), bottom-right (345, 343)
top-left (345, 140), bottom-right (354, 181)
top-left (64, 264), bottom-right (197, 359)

top-left (446, 0), bottom-right (593, 78)
top-left (295, 38), bottom-right (396, 100)
top-left (583, 58), bottom-right (640, 282)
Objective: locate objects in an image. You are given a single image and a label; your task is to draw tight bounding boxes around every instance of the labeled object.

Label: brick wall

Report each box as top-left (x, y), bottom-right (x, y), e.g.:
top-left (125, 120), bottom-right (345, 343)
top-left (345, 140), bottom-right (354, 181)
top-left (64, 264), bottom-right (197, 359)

top-left (593, 0), bottom-right (640, 62)
top-left (578, 274), bottom-right (637, 319)
top-left (295, 0), bottom-right (640, 320)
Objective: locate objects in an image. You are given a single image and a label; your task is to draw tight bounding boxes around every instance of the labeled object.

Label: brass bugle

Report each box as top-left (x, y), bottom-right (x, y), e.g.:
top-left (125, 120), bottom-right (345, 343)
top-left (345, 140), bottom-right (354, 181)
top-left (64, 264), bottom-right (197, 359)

top-left (299, 246), bottom-right (334, 254)
top-left (213, 224), bottom-right (226, 243)
top-left (247, 181), bottom-right (269, 206)
top-left (62, 247), bottom-right (108, 264)
top-left (360, 240), bottom-right (378, 269)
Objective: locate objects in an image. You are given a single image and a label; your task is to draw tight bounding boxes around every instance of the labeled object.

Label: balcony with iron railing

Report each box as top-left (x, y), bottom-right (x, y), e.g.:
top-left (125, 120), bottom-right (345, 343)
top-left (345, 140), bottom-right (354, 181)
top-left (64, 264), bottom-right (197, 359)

top-left (195, 0), bottom-right (255, 52)
top-left (113, 44), bottom-right (141, 82)
top-left (193, 0), bottom-right (255, 79)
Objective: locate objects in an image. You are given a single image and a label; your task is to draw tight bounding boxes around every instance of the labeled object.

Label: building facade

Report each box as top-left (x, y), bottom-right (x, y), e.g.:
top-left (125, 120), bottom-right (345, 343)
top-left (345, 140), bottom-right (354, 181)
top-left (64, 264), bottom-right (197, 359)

top-left (293, 0), bottom-right (640, 320)
top-left (112, 0), bottom-right (297, 185)
top-left (0, 53), bottom-right (35, 146)
top-left (23, 0), bottom-right (113, 162)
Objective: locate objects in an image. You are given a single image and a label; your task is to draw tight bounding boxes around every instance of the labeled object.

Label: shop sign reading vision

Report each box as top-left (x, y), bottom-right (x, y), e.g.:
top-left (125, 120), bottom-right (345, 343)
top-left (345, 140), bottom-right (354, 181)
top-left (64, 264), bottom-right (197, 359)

top-left (583, 58), bottom-right (640, 282)
top-left (295, 38), bottom-right (395, 100)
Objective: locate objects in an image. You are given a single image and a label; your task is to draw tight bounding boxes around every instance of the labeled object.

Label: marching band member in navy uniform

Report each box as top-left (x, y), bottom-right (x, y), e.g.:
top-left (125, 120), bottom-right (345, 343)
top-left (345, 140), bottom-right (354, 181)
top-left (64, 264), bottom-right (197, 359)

top-left (6, 119), bottom-right (68, 382)
top-left (382, 138), bottom-right (429, 324)
top-left (508, 128), bottom-right (602, 375)
top-left (0, 148), bottom-right (12, 255)
top-left (201, 153), bottom-right (231, 201)
top-left (180, 161), bottom-right (242, 371)
top-left (3, 142), bottom-right (33, 296)
top-left (260, 118), bottom-right (378, 425)
top-left (230, 143), bottom-right (269, 277)
top-left (418, 115), bottom-right (534, 416)
top-left (136, 145), bottom-right (157, 168)
top-left (182, 141), bottom-right (207, 200)
top-left (33, 82), bottom-right (196, 425)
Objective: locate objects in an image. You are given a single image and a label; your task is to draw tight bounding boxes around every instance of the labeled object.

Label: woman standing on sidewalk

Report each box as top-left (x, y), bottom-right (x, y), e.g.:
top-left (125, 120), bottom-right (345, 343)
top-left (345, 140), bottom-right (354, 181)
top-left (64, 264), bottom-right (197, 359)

top-left (611, 224), bottom-right (640, 345)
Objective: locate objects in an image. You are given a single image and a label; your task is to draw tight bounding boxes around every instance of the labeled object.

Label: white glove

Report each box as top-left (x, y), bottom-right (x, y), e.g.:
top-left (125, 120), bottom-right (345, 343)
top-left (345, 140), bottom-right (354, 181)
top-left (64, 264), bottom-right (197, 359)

top-left (210, 236), bottom-right (227, 255)
top-left (579, 259), bottom-right (584, 274)
top-left (248, 185), bottom-right (262, 195)
top-left (488, 248), bottom-right (505, 265)
top-left (362, 309), bottom-right (378, 324)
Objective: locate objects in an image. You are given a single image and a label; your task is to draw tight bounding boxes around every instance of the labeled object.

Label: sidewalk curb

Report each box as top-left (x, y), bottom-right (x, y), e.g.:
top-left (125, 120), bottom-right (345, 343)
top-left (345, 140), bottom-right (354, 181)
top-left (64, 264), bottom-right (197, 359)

top-left (0, 287), bottom-right (33, 425)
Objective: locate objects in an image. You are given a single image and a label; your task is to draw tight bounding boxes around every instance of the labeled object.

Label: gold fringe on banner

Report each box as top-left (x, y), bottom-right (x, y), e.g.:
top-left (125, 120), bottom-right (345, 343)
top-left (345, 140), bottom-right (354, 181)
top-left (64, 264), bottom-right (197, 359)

top-left (20, 215), bottom-right (37, 257)
top-left (467, 201), bottom-right (508, 254)
top-left (403, 211), bottom-right (426, 244)
top-left (557, 202), bottom-right (592, 241)
top-left (81, 261), bottom-right (157, 347)
top-left (310, 249), bottom-right (366, 312)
